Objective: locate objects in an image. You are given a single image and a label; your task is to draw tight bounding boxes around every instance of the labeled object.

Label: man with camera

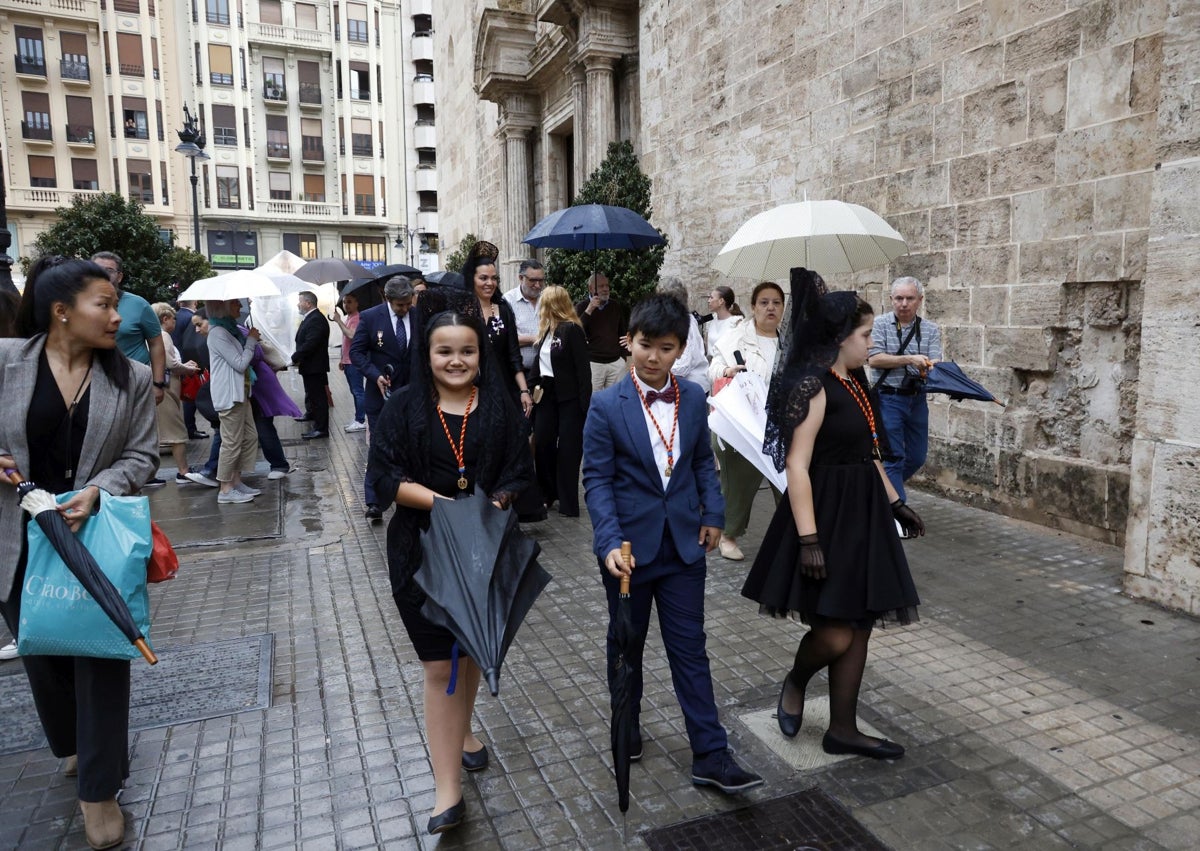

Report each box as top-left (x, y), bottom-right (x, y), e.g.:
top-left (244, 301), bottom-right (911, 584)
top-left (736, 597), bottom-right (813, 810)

top-left (868, 276), bottom-right (942, 501)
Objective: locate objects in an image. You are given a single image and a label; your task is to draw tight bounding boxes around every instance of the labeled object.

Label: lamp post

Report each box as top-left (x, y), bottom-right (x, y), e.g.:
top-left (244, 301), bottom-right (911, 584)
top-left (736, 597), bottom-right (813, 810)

top-left (394, 226), bottom-right (428, 267)
top-left (0, 145), bottom-right (16, 295)
top-left (174, 106), bottom-right (210, 254)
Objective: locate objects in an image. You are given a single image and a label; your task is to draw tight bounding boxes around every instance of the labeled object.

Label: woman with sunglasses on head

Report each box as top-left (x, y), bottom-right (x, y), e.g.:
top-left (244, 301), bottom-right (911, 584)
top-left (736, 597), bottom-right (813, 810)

top-left (743, 268), bottom-right (922, 762)
top-left (366, 311), bottom-right (532, 836)
top-left (0, 256), bottom-right (157, 849)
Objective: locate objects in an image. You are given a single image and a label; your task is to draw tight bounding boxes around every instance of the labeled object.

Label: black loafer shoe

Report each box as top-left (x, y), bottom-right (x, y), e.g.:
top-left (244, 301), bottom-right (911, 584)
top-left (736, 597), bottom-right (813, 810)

top-left (462, 745), bottom-right (489, 772)
top-left (365, 504), bottom-right (383, 522)
top-left (427, 799), bottom-right (465, 835)
top-left (776, 678), bottom-right (803, 739)
top-left (821, 731), bottom-right (905, 760)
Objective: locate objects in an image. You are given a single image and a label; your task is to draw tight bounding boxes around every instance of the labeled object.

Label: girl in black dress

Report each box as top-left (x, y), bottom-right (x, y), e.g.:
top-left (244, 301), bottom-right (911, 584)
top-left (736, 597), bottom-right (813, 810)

top-left (366, 311), bottom-right (532, 835)
top-left (742, 268), bottom-right (924, 760)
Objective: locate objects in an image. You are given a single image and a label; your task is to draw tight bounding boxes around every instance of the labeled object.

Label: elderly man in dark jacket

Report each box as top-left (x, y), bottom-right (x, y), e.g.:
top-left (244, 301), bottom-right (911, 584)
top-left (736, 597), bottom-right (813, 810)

top-left (292, 291), bottom-right (331, 439)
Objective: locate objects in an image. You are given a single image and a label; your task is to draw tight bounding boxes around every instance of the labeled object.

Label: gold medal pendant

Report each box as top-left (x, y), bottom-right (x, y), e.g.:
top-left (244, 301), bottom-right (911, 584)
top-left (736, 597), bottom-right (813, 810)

top-left (457, 476), bottom-right (468, 490)
top-left (664, 464), bottom-right (673, 478)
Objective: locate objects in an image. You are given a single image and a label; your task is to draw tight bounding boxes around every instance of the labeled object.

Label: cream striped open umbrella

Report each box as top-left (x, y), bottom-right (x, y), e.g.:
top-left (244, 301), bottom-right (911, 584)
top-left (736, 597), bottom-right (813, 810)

top-left (712, 200), bottom-right (908, 278)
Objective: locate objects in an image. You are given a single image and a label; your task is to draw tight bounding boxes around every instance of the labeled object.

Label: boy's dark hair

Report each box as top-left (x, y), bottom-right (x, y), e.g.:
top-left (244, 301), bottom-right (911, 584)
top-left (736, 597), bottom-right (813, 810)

top-left (627, 293), bottom-right (690, 347)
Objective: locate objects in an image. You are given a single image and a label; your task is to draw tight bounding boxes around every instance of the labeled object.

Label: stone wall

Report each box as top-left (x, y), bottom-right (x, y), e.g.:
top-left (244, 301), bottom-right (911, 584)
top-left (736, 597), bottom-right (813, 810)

top-left (638, 0), bottom-right (1165, 544)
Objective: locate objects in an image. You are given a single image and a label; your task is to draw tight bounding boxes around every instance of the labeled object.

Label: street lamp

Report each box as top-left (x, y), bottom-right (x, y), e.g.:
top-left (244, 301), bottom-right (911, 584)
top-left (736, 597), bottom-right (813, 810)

top-left (174, 106), bottom-right (210, 254)
top-left (394, 227), bottom-right (429, 267)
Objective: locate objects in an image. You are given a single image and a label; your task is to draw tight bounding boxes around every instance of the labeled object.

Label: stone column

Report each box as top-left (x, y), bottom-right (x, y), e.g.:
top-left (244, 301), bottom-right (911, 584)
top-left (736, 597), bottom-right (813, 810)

top-left (584, 53), bottom-right (618, 177)
top-left (569, 62), bottom-right (588, 192)
top-left (504, 123), bottom-right (533, 272)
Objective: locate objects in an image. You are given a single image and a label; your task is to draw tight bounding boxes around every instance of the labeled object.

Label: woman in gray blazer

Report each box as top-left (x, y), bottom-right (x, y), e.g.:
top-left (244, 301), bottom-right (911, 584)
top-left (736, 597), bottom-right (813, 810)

top-left (0, 256), bottom-right (157, 850)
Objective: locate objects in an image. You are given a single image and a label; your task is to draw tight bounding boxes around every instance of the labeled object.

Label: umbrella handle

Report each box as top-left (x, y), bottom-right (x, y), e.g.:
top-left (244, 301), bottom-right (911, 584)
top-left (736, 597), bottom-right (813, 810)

top-left (135, 638), bottom-right (158, 665)
top-left (619, 541), bottom-right (632, 595)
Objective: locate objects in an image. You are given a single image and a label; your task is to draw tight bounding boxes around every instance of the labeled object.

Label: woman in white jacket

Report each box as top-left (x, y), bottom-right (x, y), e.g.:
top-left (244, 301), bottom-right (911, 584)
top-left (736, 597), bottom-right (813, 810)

top-left (706, 281), bottom-right (786, 560)
top-left (205, 299), bottom-right (261, 504)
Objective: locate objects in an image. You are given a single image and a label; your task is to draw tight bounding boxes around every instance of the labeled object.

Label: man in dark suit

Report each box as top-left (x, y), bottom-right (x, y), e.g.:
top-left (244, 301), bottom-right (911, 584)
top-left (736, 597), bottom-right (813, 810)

top-left (173, 300), bottom-right (207, 439)
top-left (582, 294), bottom-right (762, 794)
top-left (349, 276), bottom-right (418, 520)
top-left (291, 291), bottom-right (331, 439)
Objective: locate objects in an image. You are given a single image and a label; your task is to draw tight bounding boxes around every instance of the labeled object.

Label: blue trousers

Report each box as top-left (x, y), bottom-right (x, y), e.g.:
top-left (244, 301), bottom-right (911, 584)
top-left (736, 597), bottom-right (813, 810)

top-left (602, 532), bottom-right (727, 757)
top-left (343, 364), bottom-right (366, 424)
top-left (879, 390), bottom-right (929, 501)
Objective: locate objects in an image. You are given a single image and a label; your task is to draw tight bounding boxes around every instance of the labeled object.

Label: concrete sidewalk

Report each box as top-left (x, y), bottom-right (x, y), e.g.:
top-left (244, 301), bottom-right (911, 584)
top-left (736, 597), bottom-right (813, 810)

top-left (1, 372), bottom-right (1198, 849)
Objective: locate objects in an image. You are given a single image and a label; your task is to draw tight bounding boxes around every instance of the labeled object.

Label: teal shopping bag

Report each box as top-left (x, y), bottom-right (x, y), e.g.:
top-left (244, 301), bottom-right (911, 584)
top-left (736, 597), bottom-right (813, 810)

top-left (18, 490), bottom-right (153, 660)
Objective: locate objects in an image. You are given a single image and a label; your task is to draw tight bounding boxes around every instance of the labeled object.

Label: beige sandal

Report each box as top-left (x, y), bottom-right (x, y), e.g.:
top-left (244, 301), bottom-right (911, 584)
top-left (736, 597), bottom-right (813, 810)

top-left (80, 798), bottom-right (124, 850)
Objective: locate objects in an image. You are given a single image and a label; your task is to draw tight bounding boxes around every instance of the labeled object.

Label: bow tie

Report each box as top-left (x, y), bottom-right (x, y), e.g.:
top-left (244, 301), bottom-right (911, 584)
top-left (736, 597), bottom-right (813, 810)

top-left (644, 385), bottom-right (676, 405)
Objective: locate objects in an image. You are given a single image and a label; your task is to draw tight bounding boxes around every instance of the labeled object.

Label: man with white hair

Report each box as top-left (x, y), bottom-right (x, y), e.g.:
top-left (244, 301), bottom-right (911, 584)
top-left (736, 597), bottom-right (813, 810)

top-left (867, 276), bottom-right (942, 501)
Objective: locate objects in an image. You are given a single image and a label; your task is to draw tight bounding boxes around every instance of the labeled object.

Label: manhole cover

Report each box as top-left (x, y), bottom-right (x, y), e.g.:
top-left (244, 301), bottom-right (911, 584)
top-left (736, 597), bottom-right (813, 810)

top-left (643, 788), bottom-right (889, 851)
top-left (0, 633), bottom-right (273, 755)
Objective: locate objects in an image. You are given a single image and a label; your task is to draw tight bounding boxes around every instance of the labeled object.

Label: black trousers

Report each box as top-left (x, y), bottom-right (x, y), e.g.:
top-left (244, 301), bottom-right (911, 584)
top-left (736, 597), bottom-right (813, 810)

top-left (302, 372), bottom-right (329, 433)
top-left (532, 378), bottom-right (586, 516)
top-left (0, 555), bottom-right (131, 802)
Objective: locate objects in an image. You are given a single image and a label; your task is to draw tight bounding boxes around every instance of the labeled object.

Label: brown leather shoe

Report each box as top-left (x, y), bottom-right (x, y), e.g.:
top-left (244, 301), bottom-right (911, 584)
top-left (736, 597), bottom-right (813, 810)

top-left (64, 755), bottom-right (78, 776)
top-left (80, 799), bottom-right (124, 849)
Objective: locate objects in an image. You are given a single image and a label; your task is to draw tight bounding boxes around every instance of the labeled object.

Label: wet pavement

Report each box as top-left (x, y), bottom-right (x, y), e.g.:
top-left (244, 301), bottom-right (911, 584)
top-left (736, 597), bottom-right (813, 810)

top-left (1, 370), bottom-right (1199, 850)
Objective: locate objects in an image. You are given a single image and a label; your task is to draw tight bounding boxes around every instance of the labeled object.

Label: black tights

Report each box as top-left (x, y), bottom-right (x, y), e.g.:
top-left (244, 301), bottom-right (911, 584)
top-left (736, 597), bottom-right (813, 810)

top-left (782, 622), bottom-right (881, 745)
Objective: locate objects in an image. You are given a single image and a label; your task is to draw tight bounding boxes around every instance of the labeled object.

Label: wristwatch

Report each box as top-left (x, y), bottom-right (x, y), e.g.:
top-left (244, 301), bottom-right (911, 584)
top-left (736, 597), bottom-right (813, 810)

top-left (153, 378), bottom-right (170, 388)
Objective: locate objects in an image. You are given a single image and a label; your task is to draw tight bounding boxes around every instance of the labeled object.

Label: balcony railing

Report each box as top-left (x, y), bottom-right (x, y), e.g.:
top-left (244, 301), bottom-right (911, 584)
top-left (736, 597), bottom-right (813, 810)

top-left (350, 88), bottom-right (371, 101)
top-left (11, 187), bottom-right (103, 209)
top-left (210, 72), bottom-right (233, 86)
top-left (212, 129), bottom-right (237, 146)
top-left (206, 10), bottom-right (229, 24)
top-left (123, 125), bottom-right (149, 140)
top-left (301, 141), bottom-right (324, 161)
top-left (263, 84), bottom-right (287, 101)
top-left (298, 83), bottom-right (321, 105)
top-left (60, 58), bottom-right (90, 80)
top-left (351, 142), bottom-right (372, 157)
top-left (354, 199), bottom-right (376, 216)
top-left (66, 124), bottom-right (96, 143)
top-left (16, 55), bottom-right (47, 76)
top-left (260, 200), bottom-right (338, 219)
top-left (21, 120), bottom-right (53, 141)
top-left (247, 21), bottom-right (332, 51)
top-left (266, 142), bottom-right (290, 158)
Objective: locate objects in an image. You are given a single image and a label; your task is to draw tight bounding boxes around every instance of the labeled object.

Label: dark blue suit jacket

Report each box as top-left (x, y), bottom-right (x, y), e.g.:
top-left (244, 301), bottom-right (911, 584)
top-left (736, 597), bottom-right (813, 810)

top-left (349, 303), bottom-right (419, 416)
top-left (582, 374), bottom-right (724, 571)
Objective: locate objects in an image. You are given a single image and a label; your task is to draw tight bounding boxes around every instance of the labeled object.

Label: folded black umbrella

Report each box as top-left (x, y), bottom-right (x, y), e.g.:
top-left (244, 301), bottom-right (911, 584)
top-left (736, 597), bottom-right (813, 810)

top-left (415, 493), bottom-right (550, 695)
top-left (610, 542), bottom-right (636, 814)
top-left (925, 361), bottom-right (1004, 406)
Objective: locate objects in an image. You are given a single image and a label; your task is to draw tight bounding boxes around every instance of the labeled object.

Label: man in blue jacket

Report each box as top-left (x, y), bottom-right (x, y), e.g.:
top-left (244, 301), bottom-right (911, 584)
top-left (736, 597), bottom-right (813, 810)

top-left (349, 276), bottom-right (418, 520)
top-left (583, 293), bottom-right (762, 794)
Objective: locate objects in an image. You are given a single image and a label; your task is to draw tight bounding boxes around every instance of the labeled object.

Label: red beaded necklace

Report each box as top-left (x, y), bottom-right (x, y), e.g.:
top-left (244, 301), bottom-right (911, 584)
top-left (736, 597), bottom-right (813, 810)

top-left (435, 386), bottom-right (479, 490)
top-left (829, 369), bottom-right (881, 460)
top-left (631, 367), bottom-right (680, 477)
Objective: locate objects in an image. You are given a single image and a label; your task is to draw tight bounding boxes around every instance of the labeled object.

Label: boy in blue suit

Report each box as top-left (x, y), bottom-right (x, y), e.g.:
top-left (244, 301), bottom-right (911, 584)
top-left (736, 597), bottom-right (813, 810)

top-left (583, 294), bottom-right (763, 794)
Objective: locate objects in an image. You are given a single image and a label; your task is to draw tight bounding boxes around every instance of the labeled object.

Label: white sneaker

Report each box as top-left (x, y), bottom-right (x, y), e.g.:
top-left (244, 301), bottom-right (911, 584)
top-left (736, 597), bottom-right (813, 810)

top-left (235, 483), bottom-right (262, 496)
top-left (344, 420), bottom-right (367, 433)
top-left (267, 468), bottom-right (291, 480)
top-left (217, 490), bottom-right (255, 504)
top-left (185, 471), bottom-right (220, 488)
top-left (0, 640), bottom-right (18, 661)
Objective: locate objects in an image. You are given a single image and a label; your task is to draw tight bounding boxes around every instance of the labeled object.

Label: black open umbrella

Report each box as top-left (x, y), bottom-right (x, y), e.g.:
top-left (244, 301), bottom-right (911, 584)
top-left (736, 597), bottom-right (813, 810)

top-left (414, 493), bottom-right (550, 695)
top-left (611, 541), bottom-right (635, 813)
top-left (925, 361), bottom-right (1004, 406)
top-left (12, 474), bottom-right (157, 665)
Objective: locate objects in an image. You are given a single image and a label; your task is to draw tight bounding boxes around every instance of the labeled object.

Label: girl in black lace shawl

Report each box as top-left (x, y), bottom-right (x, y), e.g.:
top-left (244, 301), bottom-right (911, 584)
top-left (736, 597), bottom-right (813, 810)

top-left (741, 267), bottom-right (923, 762)
top-left (366, 310), bottom-right (532, 834)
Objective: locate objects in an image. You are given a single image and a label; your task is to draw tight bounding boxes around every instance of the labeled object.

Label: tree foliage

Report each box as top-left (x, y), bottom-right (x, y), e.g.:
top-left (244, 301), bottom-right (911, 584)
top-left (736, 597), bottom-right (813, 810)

top-left (443, 232), bottom-right (479, 274)
top-left (545, 140), bottom-right (667, 305)
top-left (22, 192), bottom-right (211, 303)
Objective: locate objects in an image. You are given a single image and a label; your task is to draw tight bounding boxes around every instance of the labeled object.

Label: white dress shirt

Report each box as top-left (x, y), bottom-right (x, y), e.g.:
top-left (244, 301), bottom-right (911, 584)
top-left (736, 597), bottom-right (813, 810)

top-left (632, 371), bottom-right (681, 491)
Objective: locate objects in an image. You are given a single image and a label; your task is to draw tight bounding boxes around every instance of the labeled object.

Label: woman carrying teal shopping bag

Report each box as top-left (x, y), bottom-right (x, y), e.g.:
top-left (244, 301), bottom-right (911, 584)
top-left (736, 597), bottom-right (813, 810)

top-left (0, 256), bottom-right (157, 850)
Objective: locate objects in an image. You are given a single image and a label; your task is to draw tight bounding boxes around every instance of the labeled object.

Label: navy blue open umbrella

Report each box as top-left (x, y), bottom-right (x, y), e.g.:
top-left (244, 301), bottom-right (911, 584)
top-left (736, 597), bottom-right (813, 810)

top-left (523, 204), bottom-right (666, 251)
top-left (924, 361), bottom-right (1004, 406)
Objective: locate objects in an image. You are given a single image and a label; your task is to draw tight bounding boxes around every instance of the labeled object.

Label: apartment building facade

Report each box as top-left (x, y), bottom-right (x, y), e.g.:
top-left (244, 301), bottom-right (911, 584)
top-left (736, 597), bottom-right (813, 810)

top-left (1, 0), bottom-right (439, 276)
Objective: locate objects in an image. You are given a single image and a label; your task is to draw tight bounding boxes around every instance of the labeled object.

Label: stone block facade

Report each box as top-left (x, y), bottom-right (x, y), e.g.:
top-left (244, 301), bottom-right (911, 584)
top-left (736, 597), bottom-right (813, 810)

top-left (437, 0), bottom-right (1200, 613)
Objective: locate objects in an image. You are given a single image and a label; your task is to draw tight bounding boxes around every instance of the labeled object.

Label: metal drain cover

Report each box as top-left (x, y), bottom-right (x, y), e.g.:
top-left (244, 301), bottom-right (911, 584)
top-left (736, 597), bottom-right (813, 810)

top-left (643, 788), bottom-right (889, 851)
top-left (0, 633), bottom-right (273, 755)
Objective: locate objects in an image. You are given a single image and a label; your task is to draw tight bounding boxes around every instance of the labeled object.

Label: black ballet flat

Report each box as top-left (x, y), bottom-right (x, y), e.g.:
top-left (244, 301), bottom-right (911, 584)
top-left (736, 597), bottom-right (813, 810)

top-left (427, 798), bottom-right (466, 835)
top-left (461, 745), bottom-right (489, 772)
top-left (821, 731), bottom-right (905, 760)
top-left (775, 678), bottom-right (803, 738)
